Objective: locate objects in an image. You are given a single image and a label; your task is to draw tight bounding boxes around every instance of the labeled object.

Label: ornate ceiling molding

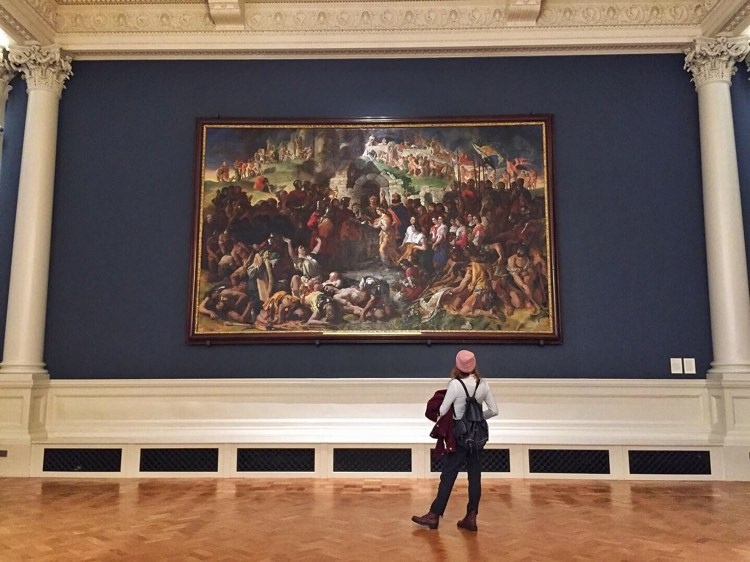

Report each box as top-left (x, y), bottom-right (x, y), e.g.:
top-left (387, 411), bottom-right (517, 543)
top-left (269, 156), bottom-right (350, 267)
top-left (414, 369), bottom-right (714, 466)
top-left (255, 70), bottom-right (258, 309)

top-left (506, 0), bottom-right (543, 26)
top-left (1, 0), bottom-right (748, 58)
top-left (51, 1), bottom-right (714, 34)
top-left (0, 3), bottom-right (52, 43)
top-left (207, 0), bottom-right (244, 30)
top-left (65, 42), bottom-right (694, 60)
top-left (718, 0), bottom-right (750, 33)
top-left (0, 7), bottom-right (36, 43)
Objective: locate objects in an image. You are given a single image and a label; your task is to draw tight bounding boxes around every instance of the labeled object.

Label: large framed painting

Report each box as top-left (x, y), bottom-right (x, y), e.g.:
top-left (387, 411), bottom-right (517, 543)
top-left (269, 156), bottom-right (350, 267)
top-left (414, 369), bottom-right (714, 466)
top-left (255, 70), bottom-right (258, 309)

top-left (188, 116), bottom-right (560, 343)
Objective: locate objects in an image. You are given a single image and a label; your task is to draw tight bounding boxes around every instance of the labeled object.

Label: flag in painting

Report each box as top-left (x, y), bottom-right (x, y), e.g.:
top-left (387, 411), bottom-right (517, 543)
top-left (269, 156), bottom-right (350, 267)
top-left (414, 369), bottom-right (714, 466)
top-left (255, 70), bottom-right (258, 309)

top-left (472, 144), bottom-right (503, 169)
top-left (506, 156), bottom-right (534, 177)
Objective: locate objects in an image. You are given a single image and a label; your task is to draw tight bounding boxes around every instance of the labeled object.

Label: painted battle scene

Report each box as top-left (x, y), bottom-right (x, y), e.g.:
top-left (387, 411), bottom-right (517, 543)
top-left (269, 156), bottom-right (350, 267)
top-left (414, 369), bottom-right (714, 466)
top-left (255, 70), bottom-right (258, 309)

top-left (190, 118), bottom-right (558, 341)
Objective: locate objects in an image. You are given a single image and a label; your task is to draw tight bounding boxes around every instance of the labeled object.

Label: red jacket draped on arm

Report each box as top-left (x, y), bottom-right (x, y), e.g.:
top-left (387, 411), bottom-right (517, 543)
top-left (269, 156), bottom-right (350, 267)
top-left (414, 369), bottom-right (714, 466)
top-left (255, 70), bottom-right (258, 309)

top-left (425, 389), bottom-right (456, 459)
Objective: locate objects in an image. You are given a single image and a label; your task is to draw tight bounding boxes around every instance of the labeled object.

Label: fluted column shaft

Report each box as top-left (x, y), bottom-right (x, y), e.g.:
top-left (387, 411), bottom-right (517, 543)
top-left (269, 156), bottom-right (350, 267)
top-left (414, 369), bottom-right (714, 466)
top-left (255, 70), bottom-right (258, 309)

top-left (685, 37), bottom-right (750, 376)
top-left (0, 45), bottom-right (72, 376)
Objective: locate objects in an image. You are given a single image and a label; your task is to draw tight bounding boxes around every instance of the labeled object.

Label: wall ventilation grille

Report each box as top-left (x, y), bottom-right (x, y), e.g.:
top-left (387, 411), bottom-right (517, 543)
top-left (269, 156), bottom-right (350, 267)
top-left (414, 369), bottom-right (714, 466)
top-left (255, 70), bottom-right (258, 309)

top-left (628, 450), bottom-right (711, 475)
top-left (431, 448), bottom-right (511, 473)
top-left (237, 448), bottom-right (315, 472)
top-left (139, 448), bottom-right (219, 472)
top-left (43, 448), bottom-right (122, 472)
top-left (39, 446), bottom-right (713, 477)
top-left (333, 448), bottom-right (412, 472)
top-left (529, 449), bottom-right (611, 474)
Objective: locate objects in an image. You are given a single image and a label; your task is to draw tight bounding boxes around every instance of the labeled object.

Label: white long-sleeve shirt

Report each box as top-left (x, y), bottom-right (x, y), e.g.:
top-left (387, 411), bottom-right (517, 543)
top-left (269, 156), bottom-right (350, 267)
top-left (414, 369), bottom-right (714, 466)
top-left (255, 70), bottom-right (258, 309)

top-left (439, 376), bottom-right (499, 420)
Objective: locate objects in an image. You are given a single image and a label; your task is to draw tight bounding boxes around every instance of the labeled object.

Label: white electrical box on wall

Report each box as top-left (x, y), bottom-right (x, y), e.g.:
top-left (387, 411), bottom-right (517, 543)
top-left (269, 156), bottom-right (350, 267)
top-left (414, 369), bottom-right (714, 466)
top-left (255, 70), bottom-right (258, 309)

top-left (670, 358), bottom-right (683, 374)
top-left (683, 358), bottom-right (697, 374)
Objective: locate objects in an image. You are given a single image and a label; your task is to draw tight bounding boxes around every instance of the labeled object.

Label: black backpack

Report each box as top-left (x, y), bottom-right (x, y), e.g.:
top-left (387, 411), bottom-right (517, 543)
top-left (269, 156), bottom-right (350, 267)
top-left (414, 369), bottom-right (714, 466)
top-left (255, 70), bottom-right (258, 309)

top-left (452, 378), bottom-right (489, 455)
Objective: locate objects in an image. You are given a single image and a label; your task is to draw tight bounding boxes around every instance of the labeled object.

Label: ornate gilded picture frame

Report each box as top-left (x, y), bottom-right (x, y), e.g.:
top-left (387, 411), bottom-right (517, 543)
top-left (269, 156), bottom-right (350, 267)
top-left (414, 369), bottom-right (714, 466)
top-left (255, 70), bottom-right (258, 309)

top-left (188, 116), bottom-right (560, 343)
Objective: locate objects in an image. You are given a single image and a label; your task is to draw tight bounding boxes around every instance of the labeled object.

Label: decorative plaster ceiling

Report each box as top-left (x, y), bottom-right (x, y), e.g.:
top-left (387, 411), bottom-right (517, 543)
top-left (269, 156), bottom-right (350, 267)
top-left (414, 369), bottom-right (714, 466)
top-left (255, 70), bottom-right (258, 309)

top-left (1, 0), bottom-right (750, 59)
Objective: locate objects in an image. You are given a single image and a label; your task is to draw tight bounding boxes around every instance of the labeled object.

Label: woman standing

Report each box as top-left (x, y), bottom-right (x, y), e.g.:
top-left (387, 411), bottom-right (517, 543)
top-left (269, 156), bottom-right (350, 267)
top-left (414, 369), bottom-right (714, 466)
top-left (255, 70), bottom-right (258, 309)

top-left (412, 349), bottom-right (498, 532)
top-left (430, 215), bottom-right (450, 271)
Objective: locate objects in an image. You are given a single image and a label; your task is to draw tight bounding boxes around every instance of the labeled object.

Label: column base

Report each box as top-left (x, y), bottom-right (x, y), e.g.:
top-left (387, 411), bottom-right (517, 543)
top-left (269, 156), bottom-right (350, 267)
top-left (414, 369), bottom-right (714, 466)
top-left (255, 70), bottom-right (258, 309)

top-left (706, 367), bottom-right (750, 461)
top-left (0, 370), bottom-right (50, 476)
top-left (0, 363), bottom-right (49, 377)
top-left (708, 363), bottom-right (750, 381)
top-left (721, 445), bottom-right (750, 480)
top-left (0, 443), bottom-right (33, 477)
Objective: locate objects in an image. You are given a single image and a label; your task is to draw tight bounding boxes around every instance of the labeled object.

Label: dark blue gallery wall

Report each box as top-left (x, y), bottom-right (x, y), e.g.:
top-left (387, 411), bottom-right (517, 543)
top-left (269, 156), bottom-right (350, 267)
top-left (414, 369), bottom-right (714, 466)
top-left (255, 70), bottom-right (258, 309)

top-left (10, 54), bottom-right (709, 379)
top-left (0, 76), bottom-right (27, 351)
top-left (733, 65), bottom-right (750, 263)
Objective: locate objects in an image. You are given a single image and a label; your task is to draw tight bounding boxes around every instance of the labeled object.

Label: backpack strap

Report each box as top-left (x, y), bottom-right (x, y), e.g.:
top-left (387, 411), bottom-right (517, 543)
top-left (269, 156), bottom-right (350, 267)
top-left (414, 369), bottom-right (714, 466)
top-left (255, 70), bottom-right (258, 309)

top-left (456, 377), bottom-right (478, 398)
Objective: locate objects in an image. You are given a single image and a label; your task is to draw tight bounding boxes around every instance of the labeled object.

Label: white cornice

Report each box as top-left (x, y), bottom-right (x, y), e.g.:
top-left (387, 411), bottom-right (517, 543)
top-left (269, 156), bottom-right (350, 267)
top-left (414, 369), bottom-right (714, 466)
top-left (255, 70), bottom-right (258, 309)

top-left (506, 0), bottom-right (543, 26)
top-left (207, 0), bottom-right (245, 29)
top-left (717, 0), bottom-right (750, 33)
top-left (53, 28), bottom-right (702, 60)
top-left (702, 0), bottom-right (750, 33)
top-left (0, 2), bottom-right (54, 44)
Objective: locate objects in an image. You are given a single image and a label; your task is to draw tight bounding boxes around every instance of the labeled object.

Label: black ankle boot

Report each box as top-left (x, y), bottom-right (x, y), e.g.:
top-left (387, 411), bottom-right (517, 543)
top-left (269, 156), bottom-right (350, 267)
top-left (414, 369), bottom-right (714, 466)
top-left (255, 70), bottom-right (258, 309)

top-left (411, 511), bottom-right (440, 529)
top-left (457, 511), bottom-right (477, 532)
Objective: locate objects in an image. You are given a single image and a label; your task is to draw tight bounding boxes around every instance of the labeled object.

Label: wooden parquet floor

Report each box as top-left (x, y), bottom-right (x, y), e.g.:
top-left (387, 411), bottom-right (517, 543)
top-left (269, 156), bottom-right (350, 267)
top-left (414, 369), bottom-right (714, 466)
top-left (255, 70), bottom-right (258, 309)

top-left (1, 478), bottom-right (749, 562)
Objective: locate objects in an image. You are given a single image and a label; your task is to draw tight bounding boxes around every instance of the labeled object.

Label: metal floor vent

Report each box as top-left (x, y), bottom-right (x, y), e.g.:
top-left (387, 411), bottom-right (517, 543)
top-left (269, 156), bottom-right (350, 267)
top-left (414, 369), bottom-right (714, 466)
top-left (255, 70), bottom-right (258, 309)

top-left (333, 448), bottom-right (412, 472)
top-left (237, 448), bottom-right (315, 472)
top-left (529, 449), bottom-right (611, 474)
top-left (431, 449), bottom-right (511, 473)
top-left (628, 450), bottom-right (711, 475)
top-left (43, 448), bottom-right (122, 472)
top-left (139, 448), bottom-right (219, 472)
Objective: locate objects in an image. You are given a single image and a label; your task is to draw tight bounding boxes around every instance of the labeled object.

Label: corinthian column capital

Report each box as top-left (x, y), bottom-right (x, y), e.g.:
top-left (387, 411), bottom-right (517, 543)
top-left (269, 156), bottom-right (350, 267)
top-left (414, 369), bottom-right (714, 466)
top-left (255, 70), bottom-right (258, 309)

top-left (1, 48), bottom-right (15, 95)
top-left (7, 44), bottom-right (73, 98)
top-left (684, 36), bottom-right (750, 89)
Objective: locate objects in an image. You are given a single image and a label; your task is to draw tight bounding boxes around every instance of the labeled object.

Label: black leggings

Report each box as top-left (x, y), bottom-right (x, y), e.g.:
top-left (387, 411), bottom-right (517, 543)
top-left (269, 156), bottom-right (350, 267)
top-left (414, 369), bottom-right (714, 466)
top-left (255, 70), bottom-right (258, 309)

top-left (430, 445), bottom-right (482, 516)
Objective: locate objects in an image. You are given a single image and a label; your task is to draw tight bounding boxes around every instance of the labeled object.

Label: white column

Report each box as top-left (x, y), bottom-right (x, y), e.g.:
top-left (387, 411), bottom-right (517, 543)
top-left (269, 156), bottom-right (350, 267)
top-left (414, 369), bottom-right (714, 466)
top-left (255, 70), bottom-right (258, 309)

top-left (684, 36), bottom-right (750, 379)
top-left (0, 45), bottom-right (72, 377)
